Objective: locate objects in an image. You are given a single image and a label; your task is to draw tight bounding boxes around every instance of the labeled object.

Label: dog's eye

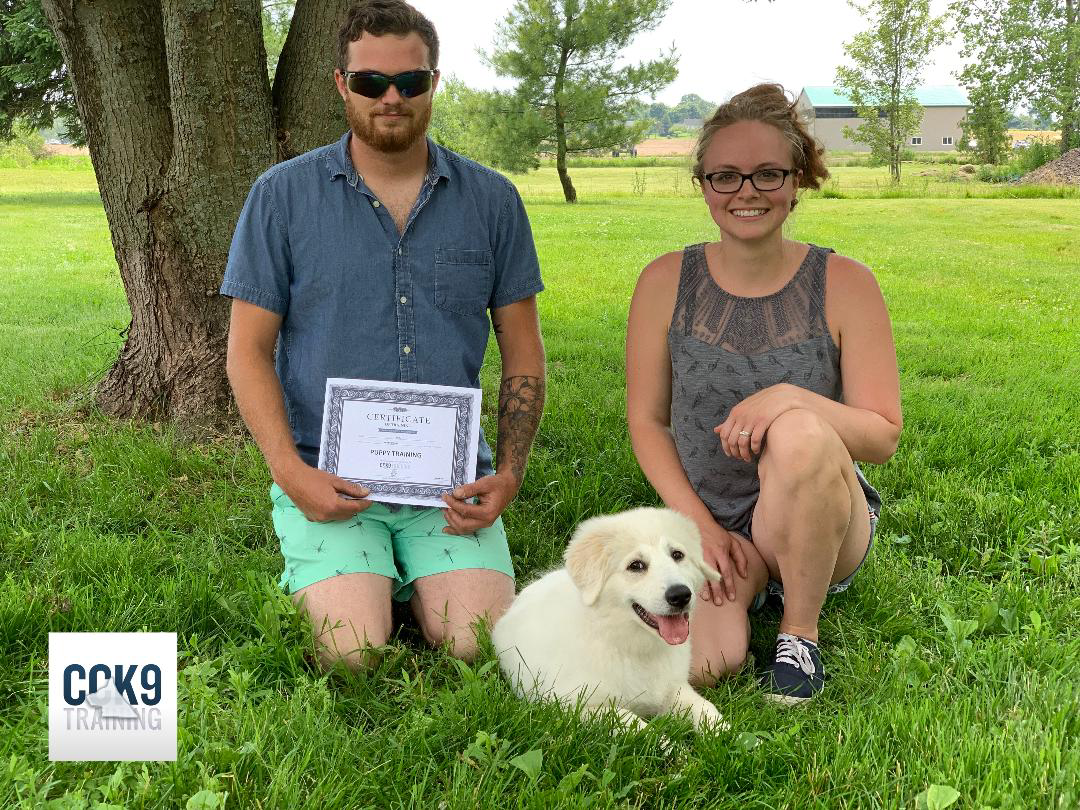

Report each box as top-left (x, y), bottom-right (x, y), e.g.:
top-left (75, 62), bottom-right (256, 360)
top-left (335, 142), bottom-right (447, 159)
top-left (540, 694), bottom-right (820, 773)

top-left (626, 560), bottom-right (647, 572)
top-left (670, 549), bottom-right (685, 561)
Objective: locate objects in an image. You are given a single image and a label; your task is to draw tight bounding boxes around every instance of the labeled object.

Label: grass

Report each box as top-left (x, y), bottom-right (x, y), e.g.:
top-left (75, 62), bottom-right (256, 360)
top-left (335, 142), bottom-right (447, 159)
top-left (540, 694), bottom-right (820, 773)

top-left (1, 164), bottom-right (1078, 808)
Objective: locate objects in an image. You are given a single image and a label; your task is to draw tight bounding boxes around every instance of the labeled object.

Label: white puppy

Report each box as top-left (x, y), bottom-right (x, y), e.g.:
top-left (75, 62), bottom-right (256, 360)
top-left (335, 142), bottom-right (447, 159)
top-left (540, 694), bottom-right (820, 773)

top-left (492, 507), bottom-right (727, 732)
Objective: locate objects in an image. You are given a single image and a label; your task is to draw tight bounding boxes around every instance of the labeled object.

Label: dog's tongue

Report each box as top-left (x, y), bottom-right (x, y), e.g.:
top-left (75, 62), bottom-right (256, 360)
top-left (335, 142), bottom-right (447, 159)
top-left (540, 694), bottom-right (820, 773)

top-left (656, 613), bottom-right (690, 645)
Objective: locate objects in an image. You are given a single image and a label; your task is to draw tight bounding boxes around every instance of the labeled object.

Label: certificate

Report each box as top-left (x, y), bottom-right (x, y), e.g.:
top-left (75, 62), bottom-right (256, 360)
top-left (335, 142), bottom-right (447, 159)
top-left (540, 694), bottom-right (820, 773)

top-left (317, 378), bottom-right (482, 508)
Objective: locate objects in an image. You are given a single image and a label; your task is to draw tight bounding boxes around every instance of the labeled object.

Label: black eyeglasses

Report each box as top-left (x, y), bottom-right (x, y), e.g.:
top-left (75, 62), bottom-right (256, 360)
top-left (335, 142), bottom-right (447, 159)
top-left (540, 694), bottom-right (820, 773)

top-left (340, 69), bottom-right (437, 99)
top-left (703, 168), bottom-right (795, 194)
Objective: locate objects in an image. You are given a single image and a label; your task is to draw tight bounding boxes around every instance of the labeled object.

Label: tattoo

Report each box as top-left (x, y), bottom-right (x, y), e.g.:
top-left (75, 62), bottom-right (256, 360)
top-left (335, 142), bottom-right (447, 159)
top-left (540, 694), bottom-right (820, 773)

top-left (496, 375), bottom-right (545, 483)
top-left (491, 312), bottom-right (504, 336)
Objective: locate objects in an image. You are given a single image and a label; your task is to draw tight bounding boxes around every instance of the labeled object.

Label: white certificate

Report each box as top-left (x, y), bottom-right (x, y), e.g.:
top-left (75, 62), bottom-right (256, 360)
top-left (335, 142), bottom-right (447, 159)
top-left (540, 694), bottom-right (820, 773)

top-left (317, 378), bottom-right (482, 508)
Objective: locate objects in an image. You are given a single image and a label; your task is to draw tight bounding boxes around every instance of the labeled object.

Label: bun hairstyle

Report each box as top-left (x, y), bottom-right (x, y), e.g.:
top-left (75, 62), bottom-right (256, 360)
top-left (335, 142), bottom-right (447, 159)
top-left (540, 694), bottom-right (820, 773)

top-left (691, 83), bottom-right (829, 209)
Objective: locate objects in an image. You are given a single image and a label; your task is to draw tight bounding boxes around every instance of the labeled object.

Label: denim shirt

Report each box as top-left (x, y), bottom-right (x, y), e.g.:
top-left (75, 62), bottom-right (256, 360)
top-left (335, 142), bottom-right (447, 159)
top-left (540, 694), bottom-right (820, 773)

top-left (221, 132), bottom-right (544, 476)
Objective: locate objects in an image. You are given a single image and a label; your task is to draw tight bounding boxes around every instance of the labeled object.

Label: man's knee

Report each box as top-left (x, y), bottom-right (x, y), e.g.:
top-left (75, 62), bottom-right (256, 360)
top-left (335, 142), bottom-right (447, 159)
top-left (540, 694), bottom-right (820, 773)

top-left (304, 611), bottom-right (392, 673)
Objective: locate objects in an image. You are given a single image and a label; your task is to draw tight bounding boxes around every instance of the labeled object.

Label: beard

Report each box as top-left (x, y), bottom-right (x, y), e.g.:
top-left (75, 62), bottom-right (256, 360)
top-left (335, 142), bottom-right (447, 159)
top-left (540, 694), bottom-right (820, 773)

top-left (346, 94), bottom-right (432, 154)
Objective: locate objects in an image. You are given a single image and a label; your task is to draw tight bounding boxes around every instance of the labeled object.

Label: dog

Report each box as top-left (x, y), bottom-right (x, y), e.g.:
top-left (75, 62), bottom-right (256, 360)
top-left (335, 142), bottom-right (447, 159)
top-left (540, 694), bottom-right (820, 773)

top-left (491, 507), bottom-right (727, 732)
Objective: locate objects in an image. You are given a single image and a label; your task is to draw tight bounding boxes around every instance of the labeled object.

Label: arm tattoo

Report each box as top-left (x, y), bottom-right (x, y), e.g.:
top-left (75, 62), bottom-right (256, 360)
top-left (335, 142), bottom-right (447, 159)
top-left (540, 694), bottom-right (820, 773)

top-left (496, 375), bottom-right (545, 483)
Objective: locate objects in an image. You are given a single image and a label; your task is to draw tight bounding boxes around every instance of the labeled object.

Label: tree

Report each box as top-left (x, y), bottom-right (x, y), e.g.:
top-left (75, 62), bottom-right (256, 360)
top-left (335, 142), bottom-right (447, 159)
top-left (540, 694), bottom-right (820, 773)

top-left (428, 76), bottom-right (546, 173)
top-left (835, 0), bottom-right (947, 183)
top-left (951, 0), bottom-right (1080, 154)
top-left (0, 0), bottom-right (81, 142)
top-left (958, 76), bottom-right (1011, 164)
top-left (31, 0), bottom-right (350, 423)
top-left (485, 0), bottom-right (678, 202)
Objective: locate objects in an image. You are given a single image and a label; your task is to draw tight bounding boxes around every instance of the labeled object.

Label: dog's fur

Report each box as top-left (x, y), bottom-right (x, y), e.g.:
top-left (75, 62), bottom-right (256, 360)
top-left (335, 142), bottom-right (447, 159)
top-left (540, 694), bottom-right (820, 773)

top-left (491, 507), bottom-right (727, 731)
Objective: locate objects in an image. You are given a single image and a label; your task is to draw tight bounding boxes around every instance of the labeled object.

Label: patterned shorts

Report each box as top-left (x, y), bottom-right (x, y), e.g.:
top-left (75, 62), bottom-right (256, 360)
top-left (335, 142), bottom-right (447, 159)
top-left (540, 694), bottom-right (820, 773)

top-left (270, 484), bottom-right (515, 603)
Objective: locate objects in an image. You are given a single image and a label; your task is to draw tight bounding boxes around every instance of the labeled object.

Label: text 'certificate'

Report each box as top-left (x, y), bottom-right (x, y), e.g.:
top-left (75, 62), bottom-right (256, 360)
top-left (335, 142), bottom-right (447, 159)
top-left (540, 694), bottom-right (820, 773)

top-left (318, 378), bottom-right (482, 508)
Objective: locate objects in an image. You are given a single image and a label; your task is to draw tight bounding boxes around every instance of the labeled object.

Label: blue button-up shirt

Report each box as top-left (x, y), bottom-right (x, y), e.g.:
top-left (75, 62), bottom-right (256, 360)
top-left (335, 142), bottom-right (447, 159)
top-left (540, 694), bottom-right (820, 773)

top-left (221, 132), bottom-right (544, 476)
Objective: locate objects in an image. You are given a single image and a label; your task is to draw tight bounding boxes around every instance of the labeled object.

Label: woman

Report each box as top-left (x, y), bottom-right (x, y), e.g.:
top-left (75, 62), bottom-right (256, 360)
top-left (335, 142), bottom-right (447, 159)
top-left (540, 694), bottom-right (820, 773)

top-left (626, 84), bottom-right (902, 703)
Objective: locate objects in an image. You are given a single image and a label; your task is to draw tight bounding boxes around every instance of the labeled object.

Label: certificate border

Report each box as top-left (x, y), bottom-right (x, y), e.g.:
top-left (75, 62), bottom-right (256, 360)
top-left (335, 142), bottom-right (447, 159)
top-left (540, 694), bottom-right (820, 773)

top-left (322, 383), bottom-right (475, 498)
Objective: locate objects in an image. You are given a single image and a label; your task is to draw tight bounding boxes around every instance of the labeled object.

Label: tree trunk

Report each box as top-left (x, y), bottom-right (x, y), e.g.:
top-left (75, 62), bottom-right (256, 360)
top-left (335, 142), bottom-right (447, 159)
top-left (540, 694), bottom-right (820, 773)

top-left (273, 0), bottom-right (350, 159)
top-left (40, 0), bottom-right (349, 424)
top-left (553, 39), bottom-right (576, 203)
top-left (1062, 0), bottom-right (1079, 153)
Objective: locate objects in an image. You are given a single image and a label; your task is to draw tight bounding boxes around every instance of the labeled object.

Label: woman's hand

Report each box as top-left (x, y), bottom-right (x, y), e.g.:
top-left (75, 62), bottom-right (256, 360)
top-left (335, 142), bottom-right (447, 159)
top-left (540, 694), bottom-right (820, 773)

top-left (697, 520), bottom-right (748, 604)
top-left (715, 383), bottom-right (804, 462)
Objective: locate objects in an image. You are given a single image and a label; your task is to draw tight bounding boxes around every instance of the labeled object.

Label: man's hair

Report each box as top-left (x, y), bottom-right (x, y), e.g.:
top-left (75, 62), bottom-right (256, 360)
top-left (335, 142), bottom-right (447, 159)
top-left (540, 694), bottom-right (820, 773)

top-left (337, 0), bottom-right (440, 70)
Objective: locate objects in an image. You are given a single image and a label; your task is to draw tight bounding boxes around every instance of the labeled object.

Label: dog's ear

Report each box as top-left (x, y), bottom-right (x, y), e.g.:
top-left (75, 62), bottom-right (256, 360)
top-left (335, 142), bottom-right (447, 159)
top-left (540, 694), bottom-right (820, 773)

top-left (564, 516), bottom-right (618, 606)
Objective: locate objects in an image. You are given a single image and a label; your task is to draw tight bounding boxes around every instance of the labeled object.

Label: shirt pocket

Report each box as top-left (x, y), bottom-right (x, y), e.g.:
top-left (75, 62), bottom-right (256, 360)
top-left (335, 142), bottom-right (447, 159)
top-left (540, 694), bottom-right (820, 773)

top-left (434, 247), bottom-right (494, 316)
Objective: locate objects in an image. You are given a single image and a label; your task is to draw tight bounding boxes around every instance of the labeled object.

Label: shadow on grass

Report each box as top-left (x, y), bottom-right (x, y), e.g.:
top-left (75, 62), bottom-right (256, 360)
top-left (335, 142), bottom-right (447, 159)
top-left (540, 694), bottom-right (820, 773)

top-left (0, 191), bottom-right (103, 207)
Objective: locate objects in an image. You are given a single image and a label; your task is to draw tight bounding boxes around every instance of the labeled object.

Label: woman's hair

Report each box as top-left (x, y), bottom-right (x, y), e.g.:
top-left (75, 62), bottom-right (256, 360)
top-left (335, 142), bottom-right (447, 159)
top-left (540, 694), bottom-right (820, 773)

top-left (338, 0), bottom-right (439, 70)
top-left (691, 83), bottom-right (829, 198)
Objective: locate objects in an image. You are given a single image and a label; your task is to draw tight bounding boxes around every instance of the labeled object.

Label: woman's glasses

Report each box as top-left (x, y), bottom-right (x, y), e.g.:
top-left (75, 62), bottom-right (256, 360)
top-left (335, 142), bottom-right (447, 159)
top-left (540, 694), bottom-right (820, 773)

top-left (341, 69), bottom-right (437, 99)
top-left (703, 168), bottom-right (795, 194)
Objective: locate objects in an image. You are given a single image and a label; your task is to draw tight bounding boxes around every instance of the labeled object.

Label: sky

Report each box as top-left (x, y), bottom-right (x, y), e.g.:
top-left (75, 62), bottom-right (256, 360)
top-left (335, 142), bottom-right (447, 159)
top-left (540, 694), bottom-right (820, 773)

top-left (409, 0), bottom-right (968, 107)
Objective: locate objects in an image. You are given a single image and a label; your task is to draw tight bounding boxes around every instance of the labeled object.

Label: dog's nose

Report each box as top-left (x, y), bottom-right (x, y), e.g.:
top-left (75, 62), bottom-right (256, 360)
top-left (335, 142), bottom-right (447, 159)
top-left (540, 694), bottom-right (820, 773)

top-left (664, 584), bottom-right (692, 609)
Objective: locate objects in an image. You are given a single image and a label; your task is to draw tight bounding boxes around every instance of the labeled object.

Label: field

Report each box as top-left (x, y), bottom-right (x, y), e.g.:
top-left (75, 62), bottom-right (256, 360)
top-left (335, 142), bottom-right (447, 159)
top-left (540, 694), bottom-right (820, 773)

top-left (512, 163), bottom-right (1079, 200)
top-left (1, 162), bottom-right (1078, 809)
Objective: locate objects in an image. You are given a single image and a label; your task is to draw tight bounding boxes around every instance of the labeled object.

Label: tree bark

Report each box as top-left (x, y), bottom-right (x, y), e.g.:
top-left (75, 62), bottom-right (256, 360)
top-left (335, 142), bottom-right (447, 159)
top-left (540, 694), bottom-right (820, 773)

top-left (553, 37), bottom-right (577, 203)
top-left (40, 0), bottom-right (347, 423)
top-left (273, 0), bottom-right (351, 159)
top-left (1062, 0), bottom-right (1079, 153)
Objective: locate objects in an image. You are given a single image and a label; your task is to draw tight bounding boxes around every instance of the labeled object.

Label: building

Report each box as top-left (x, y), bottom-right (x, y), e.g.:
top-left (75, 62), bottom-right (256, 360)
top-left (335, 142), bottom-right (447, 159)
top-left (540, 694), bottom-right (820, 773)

top-left (796, 86), bottom-right (971, 152)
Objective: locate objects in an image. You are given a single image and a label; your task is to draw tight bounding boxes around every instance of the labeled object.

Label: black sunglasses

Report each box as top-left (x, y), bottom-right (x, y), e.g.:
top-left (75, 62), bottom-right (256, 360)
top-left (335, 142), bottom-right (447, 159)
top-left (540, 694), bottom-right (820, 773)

top-left (341, 69), bottom-right (437, 99)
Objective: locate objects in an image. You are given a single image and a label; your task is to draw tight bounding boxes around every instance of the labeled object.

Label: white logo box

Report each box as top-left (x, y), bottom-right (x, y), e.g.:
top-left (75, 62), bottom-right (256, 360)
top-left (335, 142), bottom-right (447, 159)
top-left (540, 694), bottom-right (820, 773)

top-left (49, 632), bottom-right (177, 761)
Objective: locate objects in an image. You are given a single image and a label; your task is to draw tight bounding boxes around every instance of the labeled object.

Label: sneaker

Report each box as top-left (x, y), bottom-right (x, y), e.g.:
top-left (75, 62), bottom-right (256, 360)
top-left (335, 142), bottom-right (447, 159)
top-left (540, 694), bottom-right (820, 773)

top-left (758, 633), bottom-right (824, 705)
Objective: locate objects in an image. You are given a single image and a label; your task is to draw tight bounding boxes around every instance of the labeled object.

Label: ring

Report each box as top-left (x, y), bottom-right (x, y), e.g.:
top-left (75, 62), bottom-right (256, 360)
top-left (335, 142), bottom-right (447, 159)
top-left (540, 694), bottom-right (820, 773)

top-left (738, 430), bottom-right (751, 438)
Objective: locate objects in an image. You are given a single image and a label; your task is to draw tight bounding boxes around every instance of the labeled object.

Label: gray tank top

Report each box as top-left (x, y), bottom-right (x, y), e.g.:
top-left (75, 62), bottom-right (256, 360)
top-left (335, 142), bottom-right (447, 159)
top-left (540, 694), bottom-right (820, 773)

top-left (667, 242), bottom-right (881, 535)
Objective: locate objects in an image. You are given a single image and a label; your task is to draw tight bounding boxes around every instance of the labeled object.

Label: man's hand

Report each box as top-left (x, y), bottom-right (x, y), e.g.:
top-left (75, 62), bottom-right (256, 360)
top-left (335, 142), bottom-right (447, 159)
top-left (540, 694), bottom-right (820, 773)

top-left (276, 460), bottom-right (373, 523)
top-left (697, 521), bottom-right (748, 604)
top-left (441, 471), bottom-right (520, 535)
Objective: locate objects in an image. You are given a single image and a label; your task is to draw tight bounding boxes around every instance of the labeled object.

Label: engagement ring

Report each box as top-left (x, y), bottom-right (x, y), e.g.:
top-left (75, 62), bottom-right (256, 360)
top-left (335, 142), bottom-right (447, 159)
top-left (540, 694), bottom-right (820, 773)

top-left (738, 430), bottom-right (751, 437)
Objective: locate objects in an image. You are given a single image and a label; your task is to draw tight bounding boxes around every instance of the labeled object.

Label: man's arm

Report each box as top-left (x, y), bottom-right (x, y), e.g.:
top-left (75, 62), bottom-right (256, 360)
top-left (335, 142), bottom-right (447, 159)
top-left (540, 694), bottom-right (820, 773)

top-left (441, 296), bottom-right (546, 534)
top-left (226, 298), bottom-right (371, 522)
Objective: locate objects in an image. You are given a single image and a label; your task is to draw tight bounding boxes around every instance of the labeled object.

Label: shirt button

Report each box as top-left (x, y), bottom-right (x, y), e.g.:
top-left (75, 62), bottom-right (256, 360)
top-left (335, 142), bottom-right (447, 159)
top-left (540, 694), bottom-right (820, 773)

top-left (400, 296), bottom-right (407, 304)
top-left (372, 200), bottom-right (381, 208)
top-left (403, 345), bottom-right (411, 354)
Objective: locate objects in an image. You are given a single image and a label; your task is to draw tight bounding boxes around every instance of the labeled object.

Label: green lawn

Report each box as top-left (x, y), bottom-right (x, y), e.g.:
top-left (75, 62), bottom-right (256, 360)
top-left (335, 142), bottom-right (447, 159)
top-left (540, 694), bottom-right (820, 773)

top-left (1, 165), bottom-right (1078, 808)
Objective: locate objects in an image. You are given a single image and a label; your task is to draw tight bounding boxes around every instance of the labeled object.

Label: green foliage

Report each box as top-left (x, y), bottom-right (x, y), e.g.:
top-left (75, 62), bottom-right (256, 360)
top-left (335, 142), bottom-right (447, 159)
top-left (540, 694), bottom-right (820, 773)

top-left (262, 1), bottom-right (294, 80)
top-left (0, 0), bottom-right (82, 143)
top-left (429, 76), bottom-right (545, 173)
top-left (951, 0), bottom-right (1080, 153)
top-left (0, 119), bottom-right (46, 166)
top-left (484, 0), bottom-right (678, 200)
top-left (958, 78), bottom-right (1011, 164)
top-left (835, 0), bottom-right (948, 183)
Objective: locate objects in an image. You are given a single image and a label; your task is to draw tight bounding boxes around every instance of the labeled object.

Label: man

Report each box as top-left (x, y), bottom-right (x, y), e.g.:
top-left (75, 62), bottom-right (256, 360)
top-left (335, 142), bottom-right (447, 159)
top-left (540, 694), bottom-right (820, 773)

top-left (222, 0), bottom-right (545, 670)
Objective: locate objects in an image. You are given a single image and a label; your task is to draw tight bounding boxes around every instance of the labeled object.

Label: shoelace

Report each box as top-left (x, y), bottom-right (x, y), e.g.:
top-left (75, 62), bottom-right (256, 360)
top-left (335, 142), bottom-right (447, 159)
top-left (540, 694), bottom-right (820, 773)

top-left (775, 636), bottom-right (816, 675)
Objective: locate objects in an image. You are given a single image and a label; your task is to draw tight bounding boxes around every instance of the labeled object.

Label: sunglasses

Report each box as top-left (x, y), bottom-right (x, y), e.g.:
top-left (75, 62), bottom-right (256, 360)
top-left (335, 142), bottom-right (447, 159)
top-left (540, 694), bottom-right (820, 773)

top-left (341, 69), bottom-right (437, 99)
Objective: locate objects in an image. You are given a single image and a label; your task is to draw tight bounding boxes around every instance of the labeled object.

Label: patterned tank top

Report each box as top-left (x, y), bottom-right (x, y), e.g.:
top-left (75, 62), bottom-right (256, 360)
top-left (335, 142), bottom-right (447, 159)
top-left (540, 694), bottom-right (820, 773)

top-left (666, 242), bottom-right (881, 535)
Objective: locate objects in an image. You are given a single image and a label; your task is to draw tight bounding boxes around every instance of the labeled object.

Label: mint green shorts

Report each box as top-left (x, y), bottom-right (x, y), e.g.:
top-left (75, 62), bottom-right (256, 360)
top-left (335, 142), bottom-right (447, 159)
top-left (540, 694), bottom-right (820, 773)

top-left (270, 484), bottom-right (515, 602)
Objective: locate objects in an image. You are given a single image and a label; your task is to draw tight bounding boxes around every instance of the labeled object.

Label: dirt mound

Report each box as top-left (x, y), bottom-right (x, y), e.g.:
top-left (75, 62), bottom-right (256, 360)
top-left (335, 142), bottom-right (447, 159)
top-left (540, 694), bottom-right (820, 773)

top-left (1019, 147), bottom-right (1080, 185)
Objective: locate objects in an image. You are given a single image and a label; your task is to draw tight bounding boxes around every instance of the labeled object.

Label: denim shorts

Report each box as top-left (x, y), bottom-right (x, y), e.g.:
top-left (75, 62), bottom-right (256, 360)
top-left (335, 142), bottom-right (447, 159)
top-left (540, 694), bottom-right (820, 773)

top-left (270, 484), bottom-right (515, 602)
top-left (748, 507), bottom-right (879, 612)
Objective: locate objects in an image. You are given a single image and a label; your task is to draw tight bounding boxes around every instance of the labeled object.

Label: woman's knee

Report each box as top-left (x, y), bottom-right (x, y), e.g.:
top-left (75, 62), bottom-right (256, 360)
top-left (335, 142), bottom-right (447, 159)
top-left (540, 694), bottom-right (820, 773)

top-left (690, 639), bottom-right (749, 688)
top-left (760, 409), bottom-right (839, 474)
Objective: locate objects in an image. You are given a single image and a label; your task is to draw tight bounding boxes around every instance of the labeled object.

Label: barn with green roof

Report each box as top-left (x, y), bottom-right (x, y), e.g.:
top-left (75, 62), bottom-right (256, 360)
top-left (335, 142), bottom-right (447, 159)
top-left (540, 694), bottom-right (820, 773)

top-left (795, 86), bottom-right (971, 152)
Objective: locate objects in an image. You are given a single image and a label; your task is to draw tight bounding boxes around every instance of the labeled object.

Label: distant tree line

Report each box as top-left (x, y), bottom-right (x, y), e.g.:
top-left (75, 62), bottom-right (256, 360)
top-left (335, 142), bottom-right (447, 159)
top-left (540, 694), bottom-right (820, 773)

top-left (635, 93), bottom-right (718, 136)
